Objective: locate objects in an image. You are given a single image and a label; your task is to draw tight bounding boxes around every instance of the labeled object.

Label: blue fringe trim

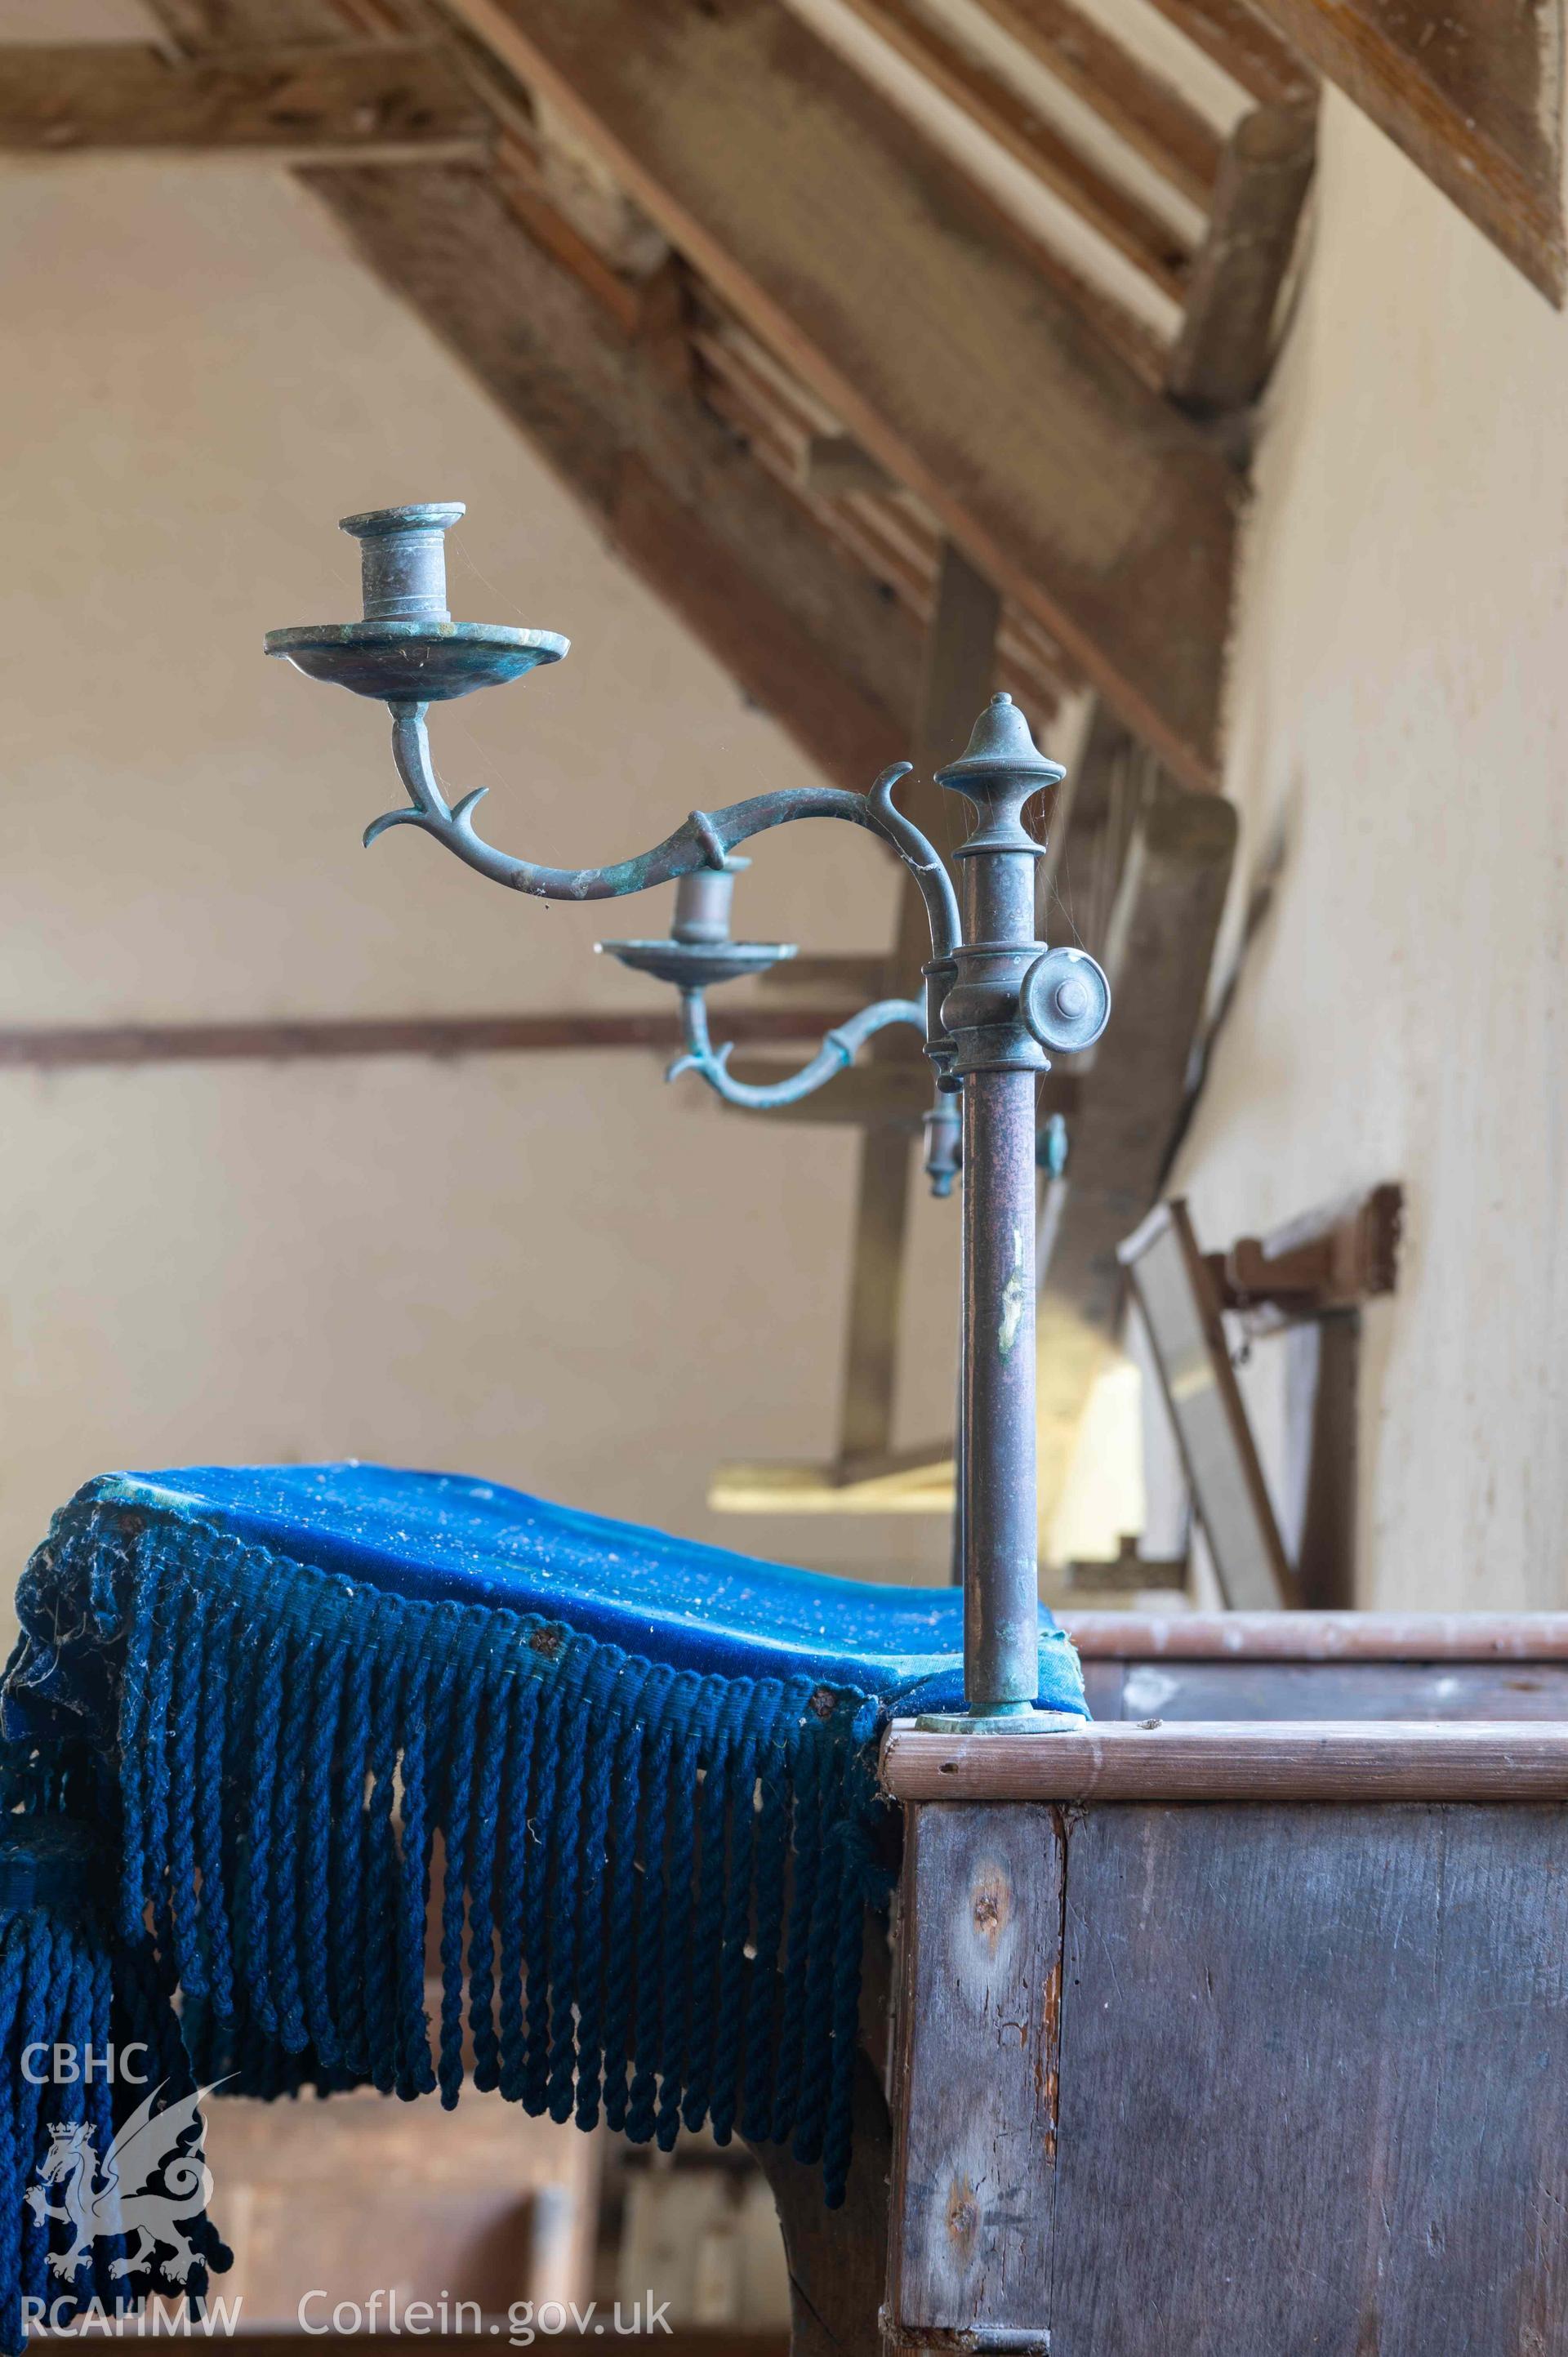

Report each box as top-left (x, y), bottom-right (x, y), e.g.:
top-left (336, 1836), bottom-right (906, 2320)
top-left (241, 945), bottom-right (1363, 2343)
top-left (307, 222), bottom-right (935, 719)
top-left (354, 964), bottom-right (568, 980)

top-left (0, 1823), bottom-right (230, 2354)
top-left (12, 1497), bottom-right (896, 2208)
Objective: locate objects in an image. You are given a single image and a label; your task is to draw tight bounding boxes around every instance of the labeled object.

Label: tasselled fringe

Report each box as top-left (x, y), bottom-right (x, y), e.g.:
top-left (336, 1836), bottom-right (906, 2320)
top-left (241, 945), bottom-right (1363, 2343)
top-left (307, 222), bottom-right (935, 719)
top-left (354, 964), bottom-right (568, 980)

top-left (13, 1500), bottom-right (893, 2209)
top-left (0, 1834), bottom-right (229, 2354)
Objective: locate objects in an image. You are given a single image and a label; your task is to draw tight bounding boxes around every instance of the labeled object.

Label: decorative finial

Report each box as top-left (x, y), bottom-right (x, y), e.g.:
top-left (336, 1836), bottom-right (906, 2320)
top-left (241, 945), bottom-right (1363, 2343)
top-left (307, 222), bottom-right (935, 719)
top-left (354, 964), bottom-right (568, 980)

top-left (936, 692), bottom-right (1065, 789)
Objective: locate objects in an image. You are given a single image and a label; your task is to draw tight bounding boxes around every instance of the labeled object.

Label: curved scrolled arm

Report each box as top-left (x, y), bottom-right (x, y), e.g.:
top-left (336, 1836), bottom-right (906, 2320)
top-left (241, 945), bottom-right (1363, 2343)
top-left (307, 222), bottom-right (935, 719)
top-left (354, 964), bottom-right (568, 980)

top-left (669, 988), bottom-right (924, 1110)
top-left (369, 707), bottom-right (960, 960)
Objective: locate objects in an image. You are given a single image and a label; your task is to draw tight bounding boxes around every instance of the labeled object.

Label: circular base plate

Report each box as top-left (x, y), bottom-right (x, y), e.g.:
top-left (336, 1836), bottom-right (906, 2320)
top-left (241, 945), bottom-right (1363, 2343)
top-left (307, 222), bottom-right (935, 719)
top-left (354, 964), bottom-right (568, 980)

top-left (911, 1709), bottom-right (1085, 1734)
top-left (597, 939), bottom-right (796, 988)
top-left (265, 621), bottom-right (568, 702)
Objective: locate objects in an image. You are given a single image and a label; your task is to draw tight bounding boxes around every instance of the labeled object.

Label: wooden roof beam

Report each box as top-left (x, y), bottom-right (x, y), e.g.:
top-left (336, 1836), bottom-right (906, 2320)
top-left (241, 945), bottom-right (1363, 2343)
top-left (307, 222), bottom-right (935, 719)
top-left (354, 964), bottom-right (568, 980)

top-left (968, 0), bottom-right (1227, 207)
top-left (831, 0), bottom-right (1196, 300)
top-left (440, 0), bottom-right (1241, 791)
top-left (0, 1005), bottom-right (867, 1071)
top-left (1136, 0), bottom-right (1316, 113)
top-left (1167, 101), bottom-right (1316, 417)
top-left (1242, 0), bottom-right (1565, 303)
top-left (0, 39), bottom-right (490, 163)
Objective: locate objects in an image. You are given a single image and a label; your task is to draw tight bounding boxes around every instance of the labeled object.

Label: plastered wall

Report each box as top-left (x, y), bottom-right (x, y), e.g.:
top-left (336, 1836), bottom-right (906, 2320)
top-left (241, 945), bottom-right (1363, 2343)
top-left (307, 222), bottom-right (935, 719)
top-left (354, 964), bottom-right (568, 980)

top-left (1178, 91), bottom-right (1568, 1609)
top-left (6, 46), bottom-right (1566, 1628)
top-left (0, 147), bottom-right (971, 1629)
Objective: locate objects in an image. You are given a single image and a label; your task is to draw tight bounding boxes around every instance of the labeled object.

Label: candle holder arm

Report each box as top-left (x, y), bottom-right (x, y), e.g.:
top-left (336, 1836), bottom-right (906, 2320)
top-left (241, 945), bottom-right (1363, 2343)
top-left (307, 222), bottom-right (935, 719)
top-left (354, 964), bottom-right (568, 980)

top-left (370, 711), bottom-right (960, 957)
top-left (669, 987), bottom-right (925, 1108)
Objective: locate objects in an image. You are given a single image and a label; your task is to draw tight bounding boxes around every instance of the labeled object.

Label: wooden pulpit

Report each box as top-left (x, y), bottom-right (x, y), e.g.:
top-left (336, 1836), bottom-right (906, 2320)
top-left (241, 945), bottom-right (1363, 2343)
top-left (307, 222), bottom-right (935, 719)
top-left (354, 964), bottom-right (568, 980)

top-left (765, 1615), bottom-right (1568, 2357)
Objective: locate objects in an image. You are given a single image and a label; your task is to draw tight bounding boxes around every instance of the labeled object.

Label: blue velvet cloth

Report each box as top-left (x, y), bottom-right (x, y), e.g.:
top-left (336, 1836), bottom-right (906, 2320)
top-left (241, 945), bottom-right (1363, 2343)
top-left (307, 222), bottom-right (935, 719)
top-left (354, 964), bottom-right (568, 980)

top-left (6, 1462), bottom-right (1086, 1737)
top-left (0, 1462), bottom-right (1085, 2242)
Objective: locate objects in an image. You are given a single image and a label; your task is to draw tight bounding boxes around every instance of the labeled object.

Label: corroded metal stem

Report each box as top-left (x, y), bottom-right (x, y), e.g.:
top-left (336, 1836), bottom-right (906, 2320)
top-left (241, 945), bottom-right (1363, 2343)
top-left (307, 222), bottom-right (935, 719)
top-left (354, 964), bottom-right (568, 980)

top-left (376, 712), bottom-right (960, 960)
top-left (935, 695), bottom-right (1065, 1720)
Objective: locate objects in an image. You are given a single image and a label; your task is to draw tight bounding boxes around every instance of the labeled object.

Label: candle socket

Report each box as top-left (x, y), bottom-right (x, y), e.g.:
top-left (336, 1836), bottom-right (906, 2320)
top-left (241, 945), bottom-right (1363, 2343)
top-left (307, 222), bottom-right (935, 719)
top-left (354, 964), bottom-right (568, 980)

top-left (341, 503), bottom-right (466, 624)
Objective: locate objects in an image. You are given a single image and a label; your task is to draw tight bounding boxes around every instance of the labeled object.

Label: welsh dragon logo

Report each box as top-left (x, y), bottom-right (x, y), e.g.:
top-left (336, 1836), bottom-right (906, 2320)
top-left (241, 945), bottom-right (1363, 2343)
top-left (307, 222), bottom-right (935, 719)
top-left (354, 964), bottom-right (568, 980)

top-left (25, 2080), bottom-right (224, 2288)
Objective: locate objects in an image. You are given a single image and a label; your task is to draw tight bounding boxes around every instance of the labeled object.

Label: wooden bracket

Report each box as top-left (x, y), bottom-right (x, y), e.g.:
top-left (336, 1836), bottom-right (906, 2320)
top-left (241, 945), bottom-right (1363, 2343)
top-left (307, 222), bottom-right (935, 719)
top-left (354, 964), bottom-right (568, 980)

top-left (1066, 1534), bottom-right (1187, 1596)
top-left (1207, 1181), bottom-right (1402, 1330)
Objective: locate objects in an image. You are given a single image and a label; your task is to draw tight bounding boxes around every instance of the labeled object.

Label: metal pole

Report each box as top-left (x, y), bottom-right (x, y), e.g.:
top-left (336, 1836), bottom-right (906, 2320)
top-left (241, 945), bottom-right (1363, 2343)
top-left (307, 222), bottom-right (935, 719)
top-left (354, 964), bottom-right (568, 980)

top-left (960, 1068), bottom-right (1040, 1709)
top-left (936, 695), bottom-right (1065, 1719)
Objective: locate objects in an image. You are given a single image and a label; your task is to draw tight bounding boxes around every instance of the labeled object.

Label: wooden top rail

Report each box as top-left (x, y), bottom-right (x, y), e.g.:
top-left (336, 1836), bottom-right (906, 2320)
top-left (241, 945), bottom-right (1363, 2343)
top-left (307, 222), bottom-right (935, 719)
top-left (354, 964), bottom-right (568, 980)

top-left (1058, 1611), bottom-right (1568, 1660)
top-left (880, 1718), bottom-right (1568, 1802)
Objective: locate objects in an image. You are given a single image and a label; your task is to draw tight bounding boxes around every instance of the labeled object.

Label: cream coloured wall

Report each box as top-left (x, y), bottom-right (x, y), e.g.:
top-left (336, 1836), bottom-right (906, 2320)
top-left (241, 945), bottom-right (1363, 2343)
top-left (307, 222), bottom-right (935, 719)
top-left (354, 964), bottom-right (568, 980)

top-left (0, 149), bottom-right (971, 1630)
top-left (1178, 90), bottom-right (1568, 1609)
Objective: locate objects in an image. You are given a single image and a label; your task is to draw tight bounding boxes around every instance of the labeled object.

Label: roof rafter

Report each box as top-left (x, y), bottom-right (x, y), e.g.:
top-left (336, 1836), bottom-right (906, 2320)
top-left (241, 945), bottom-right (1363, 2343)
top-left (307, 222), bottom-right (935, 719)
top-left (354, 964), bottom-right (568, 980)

top-left (831, 0), bottom-right (1197, 301)
top-left (439, 0), bottom-right (1241, 791)
top-left (1243, 0), bottom-right (1565, 302)
top-left (969, 0), bottom-right (1227, 206)
top-left (0, 38), bottom-right (488, 163)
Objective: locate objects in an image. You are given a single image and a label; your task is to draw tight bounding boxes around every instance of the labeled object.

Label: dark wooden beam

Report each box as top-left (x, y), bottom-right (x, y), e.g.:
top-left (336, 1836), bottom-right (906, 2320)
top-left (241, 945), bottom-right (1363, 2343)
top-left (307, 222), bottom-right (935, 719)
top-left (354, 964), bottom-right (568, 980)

top-left (1137, 0), bottom-right (1317, 112)
top-left (0, 39), bottom-right (489, 162)
top-left (0, 1006), bottom-right (865, 1072)
top-left (443, 0), bottom-right (1241, 790)
top-left (1167, 103), bottom-right (1316, 414)
top-left (1246, 0), bottom-right (1566, 302)
top-left (832, 0), bottom-right (1196, 299)
top-left (970, 0), bottom-right (1226, 206)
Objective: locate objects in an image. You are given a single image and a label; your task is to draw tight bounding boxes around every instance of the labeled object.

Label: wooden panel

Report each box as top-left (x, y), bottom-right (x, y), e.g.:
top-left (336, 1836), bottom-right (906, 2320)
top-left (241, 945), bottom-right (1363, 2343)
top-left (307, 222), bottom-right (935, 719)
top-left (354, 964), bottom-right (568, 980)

top-left (888, 1803), bottom-right (1063, 2345)
top-left (1049, 1802), bottom-right (1568, 2353)
top-left (443, 0), bottom-right (1241, 789)
top-left (1114, 1656), bottom-right (1568, 1723)
top-left (1167, 103), bottom-right (1316, 414)
top-left (1247, 0), bottom-right (1566, 302)
top-left (880, 1718), bottom-right (1568, 1801)
top-left (0, 39), bottom-right (489, 163)
top-left (1060, 1609), bottom-right (1568, 1659)
top-left (1119, 1198), bottom-right (1294, 1607)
